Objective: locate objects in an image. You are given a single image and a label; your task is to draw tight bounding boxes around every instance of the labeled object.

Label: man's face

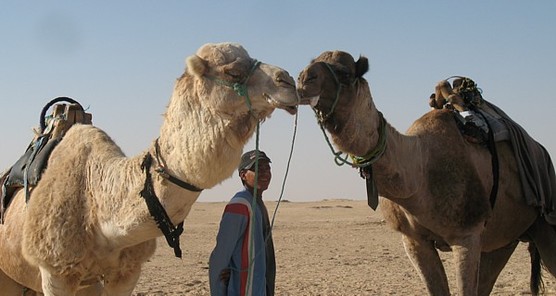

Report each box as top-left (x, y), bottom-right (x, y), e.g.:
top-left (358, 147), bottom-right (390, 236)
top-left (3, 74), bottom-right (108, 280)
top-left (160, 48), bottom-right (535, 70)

top-left (240, 160), bottom-right (272, 193)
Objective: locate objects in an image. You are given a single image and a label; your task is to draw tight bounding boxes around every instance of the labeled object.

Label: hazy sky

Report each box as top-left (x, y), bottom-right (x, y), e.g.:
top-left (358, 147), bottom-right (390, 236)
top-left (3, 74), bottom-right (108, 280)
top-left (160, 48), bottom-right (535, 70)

top-left (1, 1), bottom-right (555, 202)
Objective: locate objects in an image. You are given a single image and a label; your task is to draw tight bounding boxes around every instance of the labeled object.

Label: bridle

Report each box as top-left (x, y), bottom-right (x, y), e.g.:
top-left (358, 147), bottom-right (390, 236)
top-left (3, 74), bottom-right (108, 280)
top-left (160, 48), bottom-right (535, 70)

top-left (311, 61), bottom-right (388, 210)
top-left (313, 63), bottom-right (344, 124)
top-left (312, 62), bottom-right (388, 168)
top-left (206, 60), bottom-right (262, 116)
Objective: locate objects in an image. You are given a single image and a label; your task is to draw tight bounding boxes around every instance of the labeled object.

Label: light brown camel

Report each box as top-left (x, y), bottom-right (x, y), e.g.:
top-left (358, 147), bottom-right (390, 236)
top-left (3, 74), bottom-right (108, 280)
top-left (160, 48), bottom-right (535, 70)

top-left (0, 42), bottom-right (298, 296)
top-left (297, 50), bottom-right (556, 295)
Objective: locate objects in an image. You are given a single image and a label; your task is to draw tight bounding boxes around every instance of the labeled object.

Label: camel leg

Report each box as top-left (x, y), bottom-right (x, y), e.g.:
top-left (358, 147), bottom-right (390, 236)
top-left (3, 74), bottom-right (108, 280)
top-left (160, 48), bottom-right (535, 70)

top-left (0, 268), bottom-right (40, 295)
top-left (102, 267), bottom-right (142, 296)
top-left (39, 266), bottom-right (79, 296)
top-left (75, 283), bottom-right (103, 296)
top-left (402, 235), bottom-right (450, 295)
top-left (477, 240), bottom-right (519, 296)
top-left (452, 234), bottom-right (481, 296)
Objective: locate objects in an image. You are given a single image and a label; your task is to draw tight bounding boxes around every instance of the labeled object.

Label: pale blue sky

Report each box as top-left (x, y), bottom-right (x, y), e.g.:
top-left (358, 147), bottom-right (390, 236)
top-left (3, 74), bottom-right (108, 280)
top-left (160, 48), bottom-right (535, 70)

top-left (1, 1), bottom-right (555, 202)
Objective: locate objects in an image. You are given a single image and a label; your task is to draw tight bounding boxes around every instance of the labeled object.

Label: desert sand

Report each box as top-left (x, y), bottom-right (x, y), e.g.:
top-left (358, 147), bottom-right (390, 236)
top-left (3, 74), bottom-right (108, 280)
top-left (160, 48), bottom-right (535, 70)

top-left (133, 199), bottom-right (556, 295)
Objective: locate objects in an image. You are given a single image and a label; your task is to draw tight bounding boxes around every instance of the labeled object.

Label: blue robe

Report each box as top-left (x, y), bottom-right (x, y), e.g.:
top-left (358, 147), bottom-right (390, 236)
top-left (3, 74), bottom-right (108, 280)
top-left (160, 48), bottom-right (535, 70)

top-left (209, 188), bottom-right (275, 296)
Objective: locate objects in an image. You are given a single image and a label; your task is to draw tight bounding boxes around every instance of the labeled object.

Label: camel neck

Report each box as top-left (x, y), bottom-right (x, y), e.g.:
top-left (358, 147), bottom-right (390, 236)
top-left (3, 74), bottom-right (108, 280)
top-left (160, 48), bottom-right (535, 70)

top-left (157, 90), bottom-right (254, 190)
top-left (331, 97), bottom-right (384, 158)
top-left (152, 138), bottom-right (203, 192)
top-left (327, 89), bottom-right (424, 200)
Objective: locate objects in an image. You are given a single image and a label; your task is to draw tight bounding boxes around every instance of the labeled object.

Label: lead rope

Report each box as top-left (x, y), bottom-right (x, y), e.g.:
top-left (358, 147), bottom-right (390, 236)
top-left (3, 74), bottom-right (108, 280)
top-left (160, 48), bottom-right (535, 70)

top-left (208, 60), bottom-right (261, 295)
top-left (243, 107), bottom-right (298, 296)
top-left (245, 98), bottom-right (299, 296)
top-left (270, 109), bottom-right (298, 229)
top-left (236, 76), bottom-right (298, 295)
top-left (312, 62), bottom-right (387, 210)
top-left (209, 60), bottom-right (298, 295)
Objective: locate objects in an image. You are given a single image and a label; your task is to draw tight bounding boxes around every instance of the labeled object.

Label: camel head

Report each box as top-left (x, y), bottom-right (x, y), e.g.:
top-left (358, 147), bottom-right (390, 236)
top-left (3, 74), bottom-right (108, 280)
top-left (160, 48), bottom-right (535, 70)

top-left (185, 43), bottom-right (298, 122)
top-left (297, 51), bottom-right (369, 129)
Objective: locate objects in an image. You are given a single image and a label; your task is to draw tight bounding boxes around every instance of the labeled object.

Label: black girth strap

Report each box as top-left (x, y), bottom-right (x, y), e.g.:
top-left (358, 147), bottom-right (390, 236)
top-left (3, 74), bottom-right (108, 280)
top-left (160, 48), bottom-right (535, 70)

top-left (155, 168), bottom-right (203, 192)
top-left (140, 153), bottom-right (184, 258)
top-left (483, 111), bottom-right (500, 208)
top-left (154, 139), bottom-right (203, 192)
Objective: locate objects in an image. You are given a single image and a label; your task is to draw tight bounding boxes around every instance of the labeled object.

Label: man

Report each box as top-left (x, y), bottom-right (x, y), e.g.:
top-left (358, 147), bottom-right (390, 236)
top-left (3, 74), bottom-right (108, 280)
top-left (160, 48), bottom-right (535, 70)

top-left (209, 150), bottom-right (276, 296)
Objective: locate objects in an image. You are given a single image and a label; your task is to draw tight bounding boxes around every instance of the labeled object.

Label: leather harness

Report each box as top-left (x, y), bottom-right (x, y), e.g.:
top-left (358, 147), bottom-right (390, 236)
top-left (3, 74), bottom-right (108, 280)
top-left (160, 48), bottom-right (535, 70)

top-left (139, 150), bottom-right (202, 258)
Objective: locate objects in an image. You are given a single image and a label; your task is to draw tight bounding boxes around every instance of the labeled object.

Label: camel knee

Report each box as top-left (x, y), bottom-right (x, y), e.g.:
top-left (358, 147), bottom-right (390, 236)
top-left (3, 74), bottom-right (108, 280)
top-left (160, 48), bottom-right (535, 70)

top-left (103, 268), bottom-right (142, 296)
top-left (75, 283), bottom-right (102, 296)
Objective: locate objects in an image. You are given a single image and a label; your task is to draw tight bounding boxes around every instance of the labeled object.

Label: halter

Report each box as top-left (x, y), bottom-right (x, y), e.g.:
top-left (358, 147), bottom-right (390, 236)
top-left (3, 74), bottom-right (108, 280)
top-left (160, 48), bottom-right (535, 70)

top-left (206, 60), bottom-right (261, 116)
top-left (312, 62), bottom-right (388, 168)
top-left (314, 63), bottom-right (343, 124)
top-left (311, 62), bottom-right (388, 210)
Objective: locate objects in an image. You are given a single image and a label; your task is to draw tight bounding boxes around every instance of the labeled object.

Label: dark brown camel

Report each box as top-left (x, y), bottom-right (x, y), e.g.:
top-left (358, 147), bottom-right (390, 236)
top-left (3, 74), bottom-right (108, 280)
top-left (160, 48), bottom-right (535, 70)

top-left (296, 50), bottom-right (556, 295)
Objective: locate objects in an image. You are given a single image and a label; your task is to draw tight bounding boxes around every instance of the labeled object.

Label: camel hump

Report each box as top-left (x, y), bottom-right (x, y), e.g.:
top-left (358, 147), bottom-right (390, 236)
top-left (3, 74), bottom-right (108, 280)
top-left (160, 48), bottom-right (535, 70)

top-left (1, 97), bottom-right (93, 222)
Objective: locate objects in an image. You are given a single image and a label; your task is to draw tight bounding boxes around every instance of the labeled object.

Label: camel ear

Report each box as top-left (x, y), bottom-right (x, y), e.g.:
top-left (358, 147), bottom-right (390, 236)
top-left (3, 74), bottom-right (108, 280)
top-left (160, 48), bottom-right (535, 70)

top-left (355, 56), bottom-right (369, 78)
top-left (186, 55), bottom-right (208, 77)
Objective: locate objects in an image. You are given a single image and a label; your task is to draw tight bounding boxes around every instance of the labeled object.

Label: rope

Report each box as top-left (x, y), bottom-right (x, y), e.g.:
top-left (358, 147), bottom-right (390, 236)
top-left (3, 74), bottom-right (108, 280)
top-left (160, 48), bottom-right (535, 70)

top-left (316, 63), bottom-right (342, 122)
top-left (245, 121), bottom-right (260, 295)
top-left (445, 75), bottom-right (484, 106)
top-left (270, 109), bottom-right (298, 229)
top-left (313, 62), bottom-right (387, 168)
top-left (209, 59), bottom-right (298, 295)
top-left (350, 112), bottom-right (388, 167)
top-left (207, 61), bottom-right (260, 96)
top-left (234, 99), bottom-right (299, 296)
top-left (316, 110), bottom-right (387, 168)
top-left (209, 59), bottom-right (261, 295)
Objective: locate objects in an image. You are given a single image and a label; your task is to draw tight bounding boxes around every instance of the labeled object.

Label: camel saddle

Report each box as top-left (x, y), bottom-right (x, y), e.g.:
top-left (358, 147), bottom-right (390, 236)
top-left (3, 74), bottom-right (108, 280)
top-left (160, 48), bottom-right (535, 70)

top-left (0, 97), bottom-right (92, 223)
top-left (431, 78), bottom-right (556, 224)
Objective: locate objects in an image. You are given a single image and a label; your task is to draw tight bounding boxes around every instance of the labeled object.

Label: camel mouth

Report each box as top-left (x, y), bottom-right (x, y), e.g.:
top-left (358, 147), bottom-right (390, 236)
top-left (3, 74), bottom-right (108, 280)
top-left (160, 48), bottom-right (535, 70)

top-left (296, 88), bottom-right (320, 106)
top-left (284, 105), bottom-right (298, 115)
top-left (264, 93), bottom-right (298, 115)
top-left (298, 95), bottom-right (320, 107)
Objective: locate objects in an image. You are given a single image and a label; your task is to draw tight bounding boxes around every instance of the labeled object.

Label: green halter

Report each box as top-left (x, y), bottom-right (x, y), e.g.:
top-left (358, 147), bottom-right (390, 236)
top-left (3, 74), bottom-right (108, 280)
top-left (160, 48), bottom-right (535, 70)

top-left (313, 62), bottom-right (388, 168)
top-left (206, 60), bottom-right (261, 116)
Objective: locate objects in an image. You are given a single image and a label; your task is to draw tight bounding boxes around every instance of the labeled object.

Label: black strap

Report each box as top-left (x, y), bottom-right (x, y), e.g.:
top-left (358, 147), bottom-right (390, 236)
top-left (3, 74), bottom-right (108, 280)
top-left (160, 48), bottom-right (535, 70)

top-left (360, 166), bottom-right (379, 210)
top-left (155, 168), bottom-right (203, 192)
top-left (154, 139), bottom-right (203, 192)
top-left (483, 112), bottom-right (499, 208)
top-left (468, 107), bottom-right (499, 209)
top-left (140, 153), bottom-right (184, 258)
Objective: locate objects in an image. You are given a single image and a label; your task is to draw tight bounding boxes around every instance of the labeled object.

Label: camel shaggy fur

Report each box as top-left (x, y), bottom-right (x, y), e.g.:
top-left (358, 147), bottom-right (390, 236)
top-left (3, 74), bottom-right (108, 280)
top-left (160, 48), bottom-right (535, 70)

top-left (0, 42), bottom-right (298, 295)
top-left (297, 50), bottom-right (556, 295)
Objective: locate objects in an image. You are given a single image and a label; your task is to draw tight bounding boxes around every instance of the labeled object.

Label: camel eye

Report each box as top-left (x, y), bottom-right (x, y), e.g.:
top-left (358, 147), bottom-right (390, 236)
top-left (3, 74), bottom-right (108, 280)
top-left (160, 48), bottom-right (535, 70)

top-left (338, 71), bottom-right (353, 84)
top-left (225, 70), bottom-right (243, 81)
top-left (304, 74), bottom-right (317, 83)
top-left (276, 75), bottom-right (293, 87)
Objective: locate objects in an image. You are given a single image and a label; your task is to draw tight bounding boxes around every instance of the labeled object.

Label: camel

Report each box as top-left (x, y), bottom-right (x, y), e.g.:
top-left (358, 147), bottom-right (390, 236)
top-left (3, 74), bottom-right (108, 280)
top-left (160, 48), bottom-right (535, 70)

top-left (296, 50), bottom-right (556, 295)
top-left (0, 42), bottom-right (298, 296)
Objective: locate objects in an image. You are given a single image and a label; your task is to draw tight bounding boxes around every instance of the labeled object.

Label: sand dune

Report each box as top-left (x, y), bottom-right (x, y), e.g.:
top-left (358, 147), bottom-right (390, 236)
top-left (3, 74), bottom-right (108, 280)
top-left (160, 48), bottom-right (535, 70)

top-left (133, 200), bottom-right (556, 295)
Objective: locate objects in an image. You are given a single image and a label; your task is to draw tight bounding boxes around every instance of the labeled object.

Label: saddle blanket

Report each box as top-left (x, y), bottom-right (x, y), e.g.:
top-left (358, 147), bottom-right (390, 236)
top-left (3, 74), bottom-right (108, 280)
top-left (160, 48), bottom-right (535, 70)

top-left (478, 100), bottom-right (556, 224)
